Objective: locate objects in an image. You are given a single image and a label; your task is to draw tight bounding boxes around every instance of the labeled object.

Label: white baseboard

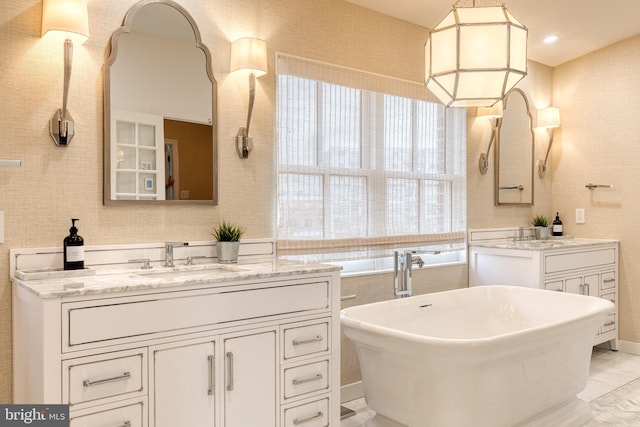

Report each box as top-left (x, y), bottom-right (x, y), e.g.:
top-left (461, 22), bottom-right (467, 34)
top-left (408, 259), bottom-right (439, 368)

top-left (618, 340), bottom-right (640, 355)
top-left (340, 381), bottom-right (364, 403)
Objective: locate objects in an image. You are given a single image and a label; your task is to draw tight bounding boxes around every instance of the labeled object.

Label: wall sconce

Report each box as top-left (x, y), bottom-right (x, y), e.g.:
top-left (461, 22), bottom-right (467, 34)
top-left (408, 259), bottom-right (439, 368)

top-left (477, 103), bottom-right (503, 175)
top-left (536, 107), bottom-right (560, 178)
top-left (230, 37), bottom-right (268, 158)
top-left (41, 0), bottom-right (89, 147)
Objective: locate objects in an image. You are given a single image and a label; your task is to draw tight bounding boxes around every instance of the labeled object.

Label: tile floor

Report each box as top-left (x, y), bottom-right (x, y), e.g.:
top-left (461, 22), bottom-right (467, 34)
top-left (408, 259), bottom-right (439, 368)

top-left (341, 348), bottom-right (640, 426)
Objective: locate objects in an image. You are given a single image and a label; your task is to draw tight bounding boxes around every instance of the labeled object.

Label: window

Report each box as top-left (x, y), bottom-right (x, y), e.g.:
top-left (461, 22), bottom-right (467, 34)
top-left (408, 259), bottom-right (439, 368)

top-left (277, 54), bottom-right (466, 262)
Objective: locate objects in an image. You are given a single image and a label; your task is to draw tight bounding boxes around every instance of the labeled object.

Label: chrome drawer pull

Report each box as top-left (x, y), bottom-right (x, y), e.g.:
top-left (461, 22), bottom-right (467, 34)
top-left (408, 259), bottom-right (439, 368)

top-left (83, 371), bottom-right (131, 387)
top-left (292, 373), bottom-right (323, 386)
top-left (117, 422), bottom-right (131, 427)
top-left (341, 294), bottom-right (357, 301)
top-left (604, 321), bottom-right (615, 327)
top-left (293, 335), bottom-right (323, 346)
top-left (208, 355), bottom-right (215, 396)
top-left (226, 352), bottom-right (234, 391)
top-left (293, 411), bottom-right (323, 425)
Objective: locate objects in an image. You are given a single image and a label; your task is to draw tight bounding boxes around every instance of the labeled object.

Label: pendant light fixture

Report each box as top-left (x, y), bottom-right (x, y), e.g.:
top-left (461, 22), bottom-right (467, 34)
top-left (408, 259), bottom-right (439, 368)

top-left (425, 1), bottom-right (527, 107)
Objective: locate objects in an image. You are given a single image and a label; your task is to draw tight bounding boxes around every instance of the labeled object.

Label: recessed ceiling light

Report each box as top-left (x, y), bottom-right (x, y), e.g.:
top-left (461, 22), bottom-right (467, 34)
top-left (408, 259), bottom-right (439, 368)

top-left (544, 35), bottom-right (559, 44)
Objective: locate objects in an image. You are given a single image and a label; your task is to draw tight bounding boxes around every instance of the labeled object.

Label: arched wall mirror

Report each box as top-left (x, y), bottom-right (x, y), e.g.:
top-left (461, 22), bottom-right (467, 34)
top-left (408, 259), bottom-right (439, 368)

top-left (494, 88), bottom-right (534, 205)
top-left (104, 0), bottom-right (217, 204)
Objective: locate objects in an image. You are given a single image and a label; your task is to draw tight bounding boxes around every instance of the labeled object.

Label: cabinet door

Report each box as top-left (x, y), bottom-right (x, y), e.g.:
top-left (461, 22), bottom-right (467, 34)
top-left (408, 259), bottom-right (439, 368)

top-left (224, 331), bottom-right (276, 427)
top-left (564, 277), bottom-right (583, 295)
top-left (153, 341), bottom-right (215, 427)
top-left (565, 275), bottom-right (599, 297)
top-left (584, 274), bottom-right (599, 297)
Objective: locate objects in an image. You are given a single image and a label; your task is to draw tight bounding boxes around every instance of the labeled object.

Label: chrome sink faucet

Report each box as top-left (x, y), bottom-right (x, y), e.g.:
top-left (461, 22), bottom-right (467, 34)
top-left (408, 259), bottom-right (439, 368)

top-left (165, 242), bottom-right (188, 267)
top-left (518, 226), bottom-right (537, 241)
top-left (394, 250), bottom-right (425, 298)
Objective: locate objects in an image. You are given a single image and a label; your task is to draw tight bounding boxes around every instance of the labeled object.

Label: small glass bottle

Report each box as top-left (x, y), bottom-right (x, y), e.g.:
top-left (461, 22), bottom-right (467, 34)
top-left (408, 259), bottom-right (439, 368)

top-left (64, 218), bottom-right (85, 270)
top-left (552, 212), bottom-right (563, 236)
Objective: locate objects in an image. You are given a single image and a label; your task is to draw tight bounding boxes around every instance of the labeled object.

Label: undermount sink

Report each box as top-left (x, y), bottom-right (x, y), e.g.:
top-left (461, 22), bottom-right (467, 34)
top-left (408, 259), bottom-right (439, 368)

top-left (136, 264), bottom-right (243, 279)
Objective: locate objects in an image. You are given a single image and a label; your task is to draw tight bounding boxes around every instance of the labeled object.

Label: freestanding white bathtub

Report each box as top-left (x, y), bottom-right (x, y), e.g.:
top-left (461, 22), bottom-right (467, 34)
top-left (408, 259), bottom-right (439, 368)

top-left (341, 285), bottom-right (614, 427)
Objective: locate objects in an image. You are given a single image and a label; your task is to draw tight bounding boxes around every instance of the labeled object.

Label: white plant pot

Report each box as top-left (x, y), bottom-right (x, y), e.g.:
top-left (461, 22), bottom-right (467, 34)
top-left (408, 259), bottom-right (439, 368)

top-left (216, 241), bottom-right (240, 264)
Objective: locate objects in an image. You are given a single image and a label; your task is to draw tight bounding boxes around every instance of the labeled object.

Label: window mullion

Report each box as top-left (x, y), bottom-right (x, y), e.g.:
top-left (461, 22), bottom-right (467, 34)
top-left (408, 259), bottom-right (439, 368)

top-left (317, 82), bottom-right (330, 240)
top-left (371, 92), bottom-right (387, 237)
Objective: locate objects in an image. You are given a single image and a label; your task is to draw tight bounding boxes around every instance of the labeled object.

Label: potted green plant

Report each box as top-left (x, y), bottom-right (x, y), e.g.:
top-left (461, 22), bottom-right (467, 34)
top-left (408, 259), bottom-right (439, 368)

top-left (211, 220), bottom-right (245, 263)
top-left (531, 215), bottom-right (550, 240)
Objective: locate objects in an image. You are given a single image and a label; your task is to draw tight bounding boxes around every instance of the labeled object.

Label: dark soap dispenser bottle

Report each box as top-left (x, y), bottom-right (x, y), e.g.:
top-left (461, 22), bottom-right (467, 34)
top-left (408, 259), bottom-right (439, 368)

top-left (552, 212), bottom-right (563, 236)
top-left (64, 218), bottom-right (85, 270)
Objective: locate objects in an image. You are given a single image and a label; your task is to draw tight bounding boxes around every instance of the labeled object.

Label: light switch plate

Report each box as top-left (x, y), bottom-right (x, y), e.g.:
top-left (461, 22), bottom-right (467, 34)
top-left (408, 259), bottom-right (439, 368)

top-left (576, 208), bottom-right (586, 224)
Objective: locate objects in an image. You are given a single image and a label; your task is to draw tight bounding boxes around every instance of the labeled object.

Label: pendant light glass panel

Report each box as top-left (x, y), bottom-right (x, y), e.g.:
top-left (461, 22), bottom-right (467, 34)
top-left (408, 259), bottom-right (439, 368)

top-left (425, 4), bottom-right (528, 107)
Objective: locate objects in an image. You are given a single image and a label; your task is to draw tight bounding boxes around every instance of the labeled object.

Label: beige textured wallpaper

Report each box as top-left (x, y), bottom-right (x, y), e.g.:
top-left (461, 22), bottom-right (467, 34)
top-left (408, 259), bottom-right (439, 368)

top-left (552, 34), bottom-right (640, 346)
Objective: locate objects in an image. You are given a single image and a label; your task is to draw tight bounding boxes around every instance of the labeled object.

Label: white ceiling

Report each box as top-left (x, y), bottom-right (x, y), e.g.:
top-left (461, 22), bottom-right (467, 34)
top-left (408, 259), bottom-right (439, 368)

top-left (345, 0), bottom-right (640, 67)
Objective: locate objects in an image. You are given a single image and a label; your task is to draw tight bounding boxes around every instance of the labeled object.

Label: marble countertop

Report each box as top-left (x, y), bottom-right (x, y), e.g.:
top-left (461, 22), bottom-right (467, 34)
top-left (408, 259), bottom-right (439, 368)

top-left (469, 237), bottom-right (619, 251)
top-left (12, 260), bottom-right (341, 299)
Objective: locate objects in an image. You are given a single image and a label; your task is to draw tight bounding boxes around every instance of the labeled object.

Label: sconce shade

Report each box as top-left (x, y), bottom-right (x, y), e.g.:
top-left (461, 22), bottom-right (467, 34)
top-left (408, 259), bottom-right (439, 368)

top-left (230, 37), bottom-right (267, 77)
top-left (42, 0), bottom-right (89, 40)
top-left (537, 107), bottom-right (560, 128)
top-left (425, 4), bottom-right (527, 107)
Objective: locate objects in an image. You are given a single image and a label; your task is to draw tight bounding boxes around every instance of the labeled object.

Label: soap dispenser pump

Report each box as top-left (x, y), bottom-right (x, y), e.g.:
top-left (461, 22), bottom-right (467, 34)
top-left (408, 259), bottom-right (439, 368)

top-left (552, 212), bottom-right (563, 236)
top-left (64, 218), bottom-right (84, 270)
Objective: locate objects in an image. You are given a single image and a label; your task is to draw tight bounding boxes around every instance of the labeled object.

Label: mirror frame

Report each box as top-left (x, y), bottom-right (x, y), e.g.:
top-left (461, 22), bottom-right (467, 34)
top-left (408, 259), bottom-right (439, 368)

top-left (494, 88), bottom-right (534, 206)
top-left (103, 0), bottom-right (218, 205)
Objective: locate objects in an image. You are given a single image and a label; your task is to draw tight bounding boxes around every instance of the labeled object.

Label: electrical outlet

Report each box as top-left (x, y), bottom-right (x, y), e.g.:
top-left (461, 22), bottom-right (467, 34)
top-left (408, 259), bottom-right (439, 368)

top-left (576, 208), bottom-right (585, 224)
top-left (180, 190), bottom-right (189, 199)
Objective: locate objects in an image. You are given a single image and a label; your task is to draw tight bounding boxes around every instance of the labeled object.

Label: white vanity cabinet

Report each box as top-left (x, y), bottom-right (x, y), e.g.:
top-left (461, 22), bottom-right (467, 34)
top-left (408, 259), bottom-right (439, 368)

top-left (151, 329), bottom-right (277, 427)
top-left (12, 260), bottom-right (340, 427)
top-left (469, 237), bottom-right (619, 348)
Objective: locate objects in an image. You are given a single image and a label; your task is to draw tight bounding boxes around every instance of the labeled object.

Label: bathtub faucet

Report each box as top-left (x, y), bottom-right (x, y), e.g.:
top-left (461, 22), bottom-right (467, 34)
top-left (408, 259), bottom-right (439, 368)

top-left (394, 250), bottom-right (425, 298)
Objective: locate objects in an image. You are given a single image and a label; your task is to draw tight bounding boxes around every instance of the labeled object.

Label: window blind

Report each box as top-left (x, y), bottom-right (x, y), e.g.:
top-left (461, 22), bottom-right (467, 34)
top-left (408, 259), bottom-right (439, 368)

top-left (276, 53), bottom-right (466, 261)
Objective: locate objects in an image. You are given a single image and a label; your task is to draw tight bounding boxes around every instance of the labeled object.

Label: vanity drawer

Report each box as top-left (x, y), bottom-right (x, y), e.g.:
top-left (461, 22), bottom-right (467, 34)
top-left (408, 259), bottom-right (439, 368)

top-left (283, 321), bottom-right (329, 360)
top-left (283, 397), bottom-right (329, 427)
top-left (64, 349), bottom-right (146, 405)
top-left (283, 360), bottom-right (329, 400)
top-left (601, 292), bottom-right (615, 307)
top-left (544, 247), bottom-right (616, 275)
top-left (64, 281), bottom-right (329, 348)
top-left (602, 314), bottom-right (616, 333)
top-left (70, 400), bottom-right (144, 427)
top-left (601, 272), bottom-right (616, 290)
